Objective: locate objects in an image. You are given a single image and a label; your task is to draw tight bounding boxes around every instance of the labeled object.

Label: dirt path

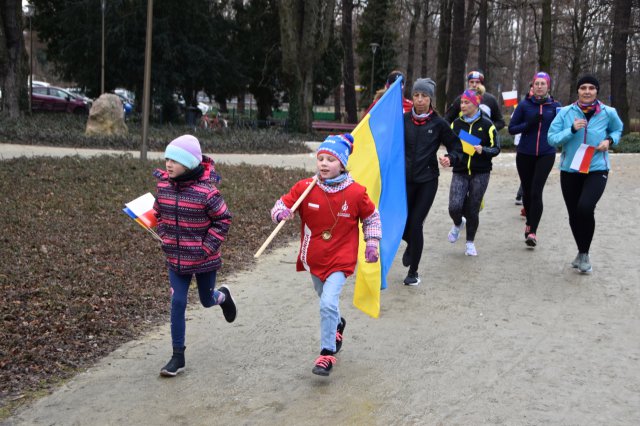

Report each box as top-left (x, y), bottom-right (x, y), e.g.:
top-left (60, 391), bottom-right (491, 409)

top-left (4, 151), bottom-right (640, 425)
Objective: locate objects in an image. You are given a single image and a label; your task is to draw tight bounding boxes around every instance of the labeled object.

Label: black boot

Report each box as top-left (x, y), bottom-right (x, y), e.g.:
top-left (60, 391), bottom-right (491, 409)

top-left (160, 346), bottom-right (185, 377)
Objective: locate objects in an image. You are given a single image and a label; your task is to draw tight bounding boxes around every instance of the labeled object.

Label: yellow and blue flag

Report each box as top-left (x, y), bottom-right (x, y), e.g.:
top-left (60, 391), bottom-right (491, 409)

top-left (348, 78), bottom-right (407, 318)
top-left (459, 129), bottom-right (481, 156)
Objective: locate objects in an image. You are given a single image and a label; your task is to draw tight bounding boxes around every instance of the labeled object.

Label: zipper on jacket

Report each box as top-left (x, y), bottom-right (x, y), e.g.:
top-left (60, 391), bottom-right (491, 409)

top-left (536, 104), bottom-right (542, 156)
top-left (467, 122), bottom-right (474, 175)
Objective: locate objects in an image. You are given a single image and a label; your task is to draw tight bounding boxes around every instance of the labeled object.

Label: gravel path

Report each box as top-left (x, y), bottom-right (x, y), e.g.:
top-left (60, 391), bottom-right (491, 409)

top-left (3, 145), bottom-right (639, 425)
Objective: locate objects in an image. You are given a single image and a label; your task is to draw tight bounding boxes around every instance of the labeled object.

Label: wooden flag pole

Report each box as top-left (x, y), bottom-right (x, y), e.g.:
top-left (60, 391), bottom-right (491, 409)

top-left (254, 175), bottom-right (318, 258)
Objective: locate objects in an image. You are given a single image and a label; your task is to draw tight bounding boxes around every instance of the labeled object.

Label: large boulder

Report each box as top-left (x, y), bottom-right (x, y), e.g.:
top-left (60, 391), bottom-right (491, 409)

top-left (85, 94), bottom-right (128, 137)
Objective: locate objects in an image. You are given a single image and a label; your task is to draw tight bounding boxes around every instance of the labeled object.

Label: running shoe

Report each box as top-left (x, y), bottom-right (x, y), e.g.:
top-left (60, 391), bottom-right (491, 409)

top-left (577, 253), bottom-right (592, 273)
top-left (465, 241), bottom-right (478, 256)
top-left (524, 225), bottom-right (531, 238)
top-left (218, 286), bottom-right (237, 323)
top-left (520, 208), bottom-right (527, 218)
top-left (448, 217), bottom-right (466, 243)
top-left (515, 196), bottom-right (523, 205)
top-left (403, 271), bottom-right (420, 286)
top-left (526, 233), bottom-right (537, 247)
top-left (312, 351), bottom-right (336, 376)
top-left (571, 253), bottom-right (581, 268)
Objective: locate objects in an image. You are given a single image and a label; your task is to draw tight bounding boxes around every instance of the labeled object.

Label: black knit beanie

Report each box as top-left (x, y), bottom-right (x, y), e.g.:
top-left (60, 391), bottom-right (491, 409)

top-left (576, 75), bottom-right (599, 92)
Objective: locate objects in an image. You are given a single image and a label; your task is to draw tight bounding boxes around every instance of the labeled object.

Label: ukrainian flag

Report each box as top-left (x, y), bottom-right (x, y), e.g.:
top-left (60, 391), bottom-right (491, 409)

top-left (348, 78), bottom-right (407, 318)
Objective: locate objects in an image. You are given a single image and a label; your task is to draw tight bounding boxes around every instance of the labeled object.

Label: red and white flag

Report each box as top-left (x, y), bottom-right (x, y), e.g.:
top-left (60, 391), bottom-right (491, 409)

top-left (502, 91), bottom-right (518, 107)
top-left (570, 144), bottom-right (596, 174)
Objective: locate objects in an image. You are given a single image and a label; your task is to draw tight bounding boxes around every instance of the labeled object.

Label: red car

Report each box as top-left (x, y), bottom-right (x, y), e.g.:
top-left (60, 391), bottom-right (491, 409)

top-left (31, 86), bottom-right (89, 114)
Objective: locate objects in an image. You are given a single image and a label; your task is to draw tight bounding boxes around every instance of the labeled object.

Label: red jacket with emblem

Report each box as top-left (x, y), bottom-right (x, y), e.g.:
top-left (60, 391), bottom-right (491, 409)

top-left (279, 177), bottom-right (376, 282)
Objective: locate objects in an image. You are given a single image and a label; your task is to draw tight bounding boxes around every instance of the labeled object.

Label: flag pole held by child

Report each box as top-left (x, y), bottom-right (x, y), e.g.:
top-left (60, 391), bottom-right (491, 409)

top-left (123, 192), bottom-right (162, 242)
top-left (254, 175), bottom-right (318, 258)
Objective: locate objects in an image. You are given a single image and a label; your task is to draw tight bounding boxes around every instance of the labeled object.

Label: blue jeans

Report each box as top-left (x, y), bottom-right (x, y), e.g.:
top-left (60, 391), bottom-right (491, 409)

top-left (311, 272), bottom-right (346, 353)
top-left (169, 269), bottom-right (220, 348)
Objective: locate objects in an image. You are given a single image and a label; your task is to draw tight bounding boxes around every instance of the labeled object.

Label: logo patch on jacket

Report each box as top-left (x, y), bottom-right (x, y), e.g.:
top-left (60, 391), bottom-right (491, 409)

top-left (338, 200), bottom-right (350, 217)
top-left (308, 202), bottom-right (320, 210)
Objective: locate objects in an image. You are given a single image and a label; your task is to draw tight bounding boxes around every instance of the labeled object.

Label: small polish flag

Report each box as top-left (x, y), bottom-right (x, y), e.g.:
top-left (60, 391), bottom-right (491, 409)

top-left (570, 144), bottom-right (596, 174)
top-left (502, 91), bottom-right (518, 107)
top-left (124, 192), bottom-right (157, 228)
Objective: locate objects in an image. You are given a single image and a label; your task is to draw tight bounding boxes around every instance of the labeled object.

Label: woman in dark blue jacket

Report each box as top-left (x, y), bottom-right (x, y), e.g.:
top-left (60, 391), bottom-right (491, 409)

top-left (508, 72), bottom-right (561, 248)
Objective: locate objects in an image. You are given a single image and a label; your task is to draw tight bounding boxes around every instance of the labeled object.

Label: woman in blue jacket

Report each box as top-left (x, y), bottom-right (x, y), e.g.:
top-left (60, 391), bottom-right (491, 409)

top-left (508, 72), bottom-right (561, 247)
top-left (547, 75), bottom-right (623, 273)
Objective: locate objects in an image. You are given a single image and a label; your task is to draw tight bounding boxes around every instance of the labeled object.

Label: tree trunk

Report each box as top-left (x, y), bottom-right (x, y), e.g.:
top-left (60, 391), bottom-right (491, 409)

top-left (568, 0), bottom-right (589, 101)
top-left (405, 0), bottom-right (422, 98)
top-left (341, 0), bottom-right (357, 123)
top-left (538, 0), bottom-right (552, 71)
top-left (333, 85), bottom-right (341, 121)
top-left (478, 0), bottom-right (488, 75)
top-left (278, 0), bottom-right (336, 133)
top-left (420, 0), bottom-right (430, 77)
top-left (447, 0), bottom-right (466, 105)
top-left (435, 0), bottom-right (452, 112)
top-left (0, 0), bottom-right (28, 117)
top-left (610, 0), bottom-right (631, 135)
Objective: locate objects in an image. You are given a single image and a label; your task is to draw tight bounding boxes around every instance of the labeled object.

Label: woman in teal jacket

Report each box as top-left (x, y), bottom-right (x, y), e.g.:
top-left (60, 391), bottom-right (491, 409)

top-left (547, 75), bottom-right (623, 273)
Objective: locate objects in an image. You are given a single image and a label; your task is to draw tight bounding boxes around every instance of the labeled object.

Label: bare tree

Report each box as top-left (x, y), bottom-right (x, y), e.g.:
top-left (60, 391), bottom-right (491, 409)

top-left (278, 0), bottom-right (336, 132)
top-left (447, 0), bottom-right (476, 106)
top-left (342, 0), bottom-right (358, 123)
top-left (436, 0), bottom-right (452, 112)
top-left (611, 0), bottom-right (631, 134)
top-left (404, 0), bottom-right (422, 97)
top-left (420, 0), bottom-right (432, 78)
top-left (478, 0), bottom-right (488, 74)
top-left (0, 0), bottom-right (28, 117)
top-left (538, 0), bottom-right (552, 71)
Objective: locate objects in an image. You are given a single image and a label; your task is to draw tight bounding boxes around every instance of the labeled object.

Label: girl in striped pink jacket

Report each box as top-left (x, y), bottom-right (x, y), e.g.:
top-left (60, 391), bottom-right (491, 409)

top-left (153, 135), bottom-right (235, 377)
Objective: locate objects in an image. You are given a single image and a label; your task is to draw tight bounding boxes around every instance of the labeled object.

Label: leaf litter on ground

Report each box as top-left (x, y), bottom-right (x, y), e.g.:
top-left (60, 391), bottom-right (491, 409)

top-left (0, 155), bottom-right (308, 412)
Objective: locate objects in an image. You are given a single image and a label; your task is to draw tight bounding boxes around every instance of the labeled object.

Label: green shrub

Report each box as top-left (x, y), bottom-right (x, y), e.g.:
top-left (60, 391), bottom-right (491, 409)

top-left (613, 133), bottom-right (640, 153)
top-left (0, 114), bottom-right (311, 154)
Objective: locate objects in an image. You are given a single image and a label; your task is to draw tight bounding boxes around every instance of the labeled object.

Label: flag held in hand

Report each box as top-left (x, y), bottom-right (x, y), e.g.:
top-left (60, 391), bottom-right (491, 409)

top-left (123, 192), bottom-right (161, 241)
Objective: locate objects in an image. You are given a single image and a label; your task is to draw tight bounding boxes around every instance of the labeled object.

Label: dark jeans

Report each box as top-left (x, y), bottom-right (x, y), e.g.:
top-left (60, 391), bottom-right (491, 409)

top-left (560, 171), bottom-right (608, 254)
top-left (402, 179), bottom-right (438, 273)
top-left (516, 153), bottom-right (555, 234)
top-left (169, 269), bottom-right (220, 348)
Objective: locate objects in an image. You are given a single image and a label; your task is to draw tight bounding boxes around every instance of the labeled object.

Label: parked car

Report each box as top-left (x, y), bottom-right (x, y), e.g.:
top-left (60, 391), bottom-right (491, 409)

top-left (32, 86), bottom-right (89, 114)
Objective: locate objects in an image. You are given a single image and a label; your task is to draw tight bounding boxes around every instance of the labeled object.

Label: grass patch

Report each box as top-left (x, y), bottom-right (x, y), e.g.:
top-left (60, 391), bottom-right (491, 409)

top-left (0, 155), bottom-right (308, 416)
top-left (0, 114), bottom-right (312, 154)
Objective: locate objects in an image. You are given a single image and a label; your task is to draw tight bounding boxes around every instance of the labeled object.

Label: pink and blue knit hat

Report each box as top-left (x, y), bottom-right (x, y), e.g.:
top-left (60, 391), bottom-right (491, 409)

top-left (165, 135), bottom-right (202, 169)
top-left (461, 90), bottom-right (481, 106)
top-left (317, 134), bottom-right (354, 168)
top-left (533, 71), bottom-right (551, 86)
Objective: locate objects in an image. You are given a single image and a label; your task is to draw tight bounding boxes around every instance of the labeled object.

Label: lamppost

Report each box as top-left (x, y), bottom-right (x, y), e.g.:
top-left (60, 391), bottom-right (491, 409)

top-left (24, 4), bottom-right (35, 114)
top-left (101, 0), bottom-right (106, 94)
top-left (369, 42), bottom-right (379, 100)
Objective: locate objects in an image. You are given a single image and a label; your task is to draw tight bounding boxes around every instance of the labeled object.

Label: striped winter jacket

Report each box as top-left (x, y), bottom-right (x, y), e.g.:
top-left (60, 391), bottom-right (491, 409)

top-left (153, 156), bottom-right (232, 274)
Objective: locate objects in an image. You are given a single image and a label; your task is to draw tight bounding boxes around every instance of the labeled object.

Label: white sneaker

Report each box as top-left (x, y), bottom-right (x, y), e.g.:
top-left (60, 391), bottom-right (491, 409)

top-left (448, 217), bottom-right (466, 243)
top-left (465, 241), bottom-right (477, 256)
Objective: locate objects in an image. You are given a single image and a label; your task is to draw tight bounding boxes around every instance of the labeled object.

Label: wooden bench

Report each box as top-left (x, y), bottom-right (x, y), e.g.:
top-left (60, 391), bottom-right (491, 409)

top-left (312, 121), bottom-right (357, 133)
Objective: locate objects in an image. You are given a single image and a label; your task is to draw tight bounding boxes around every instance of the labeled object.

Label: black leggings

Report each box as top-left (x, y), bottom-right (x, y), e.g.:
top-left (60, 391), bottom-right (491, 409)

top-left (560, 171), bottom-right (608, 254)
top-left (516, 153), bottom-right (555, 234)
top-left (402, 179), bottom-right (438, 273)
